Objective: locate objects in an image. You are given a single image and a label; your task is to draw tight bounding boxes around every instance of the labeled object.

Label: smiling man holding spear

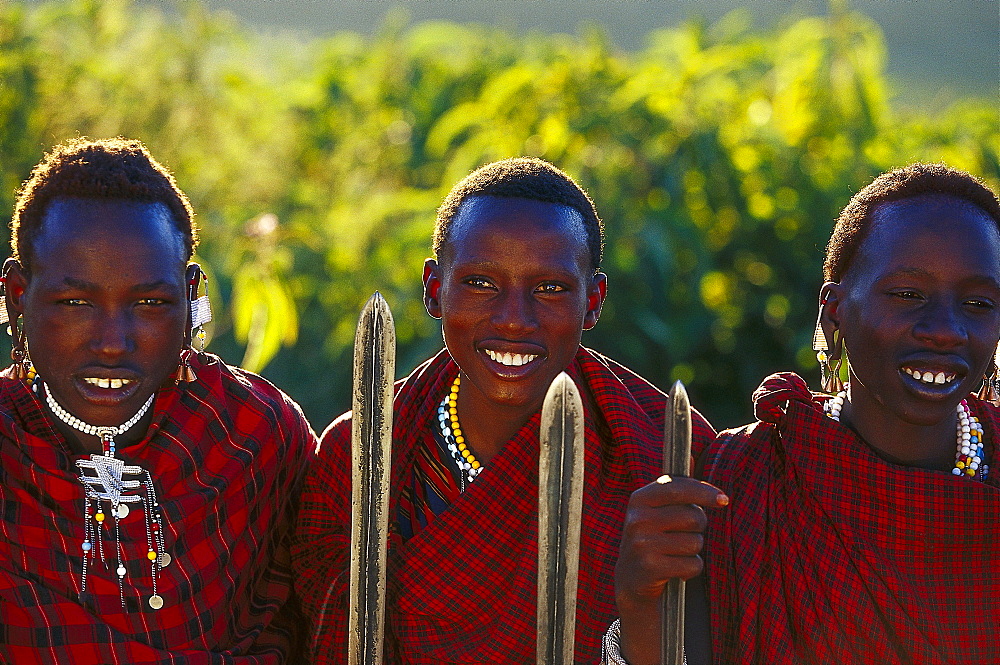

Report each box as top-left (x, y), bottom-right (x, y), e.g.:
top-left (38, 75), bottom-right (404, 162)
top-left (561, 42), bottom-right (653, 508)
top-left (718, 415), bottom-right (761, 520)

top-left (293, 158), bottom-right (724, 664)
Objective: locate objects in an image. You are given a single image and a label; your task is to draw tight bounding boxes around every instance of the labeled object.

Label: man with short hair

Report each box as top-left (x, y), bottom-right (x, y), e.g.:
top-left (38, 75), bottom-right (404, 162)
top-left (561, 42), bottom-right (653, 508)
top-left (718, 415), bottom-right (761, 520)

top-left (293, 158), bottom-right (719, 663)
top-left (0, 138), bottom-right (314, 664)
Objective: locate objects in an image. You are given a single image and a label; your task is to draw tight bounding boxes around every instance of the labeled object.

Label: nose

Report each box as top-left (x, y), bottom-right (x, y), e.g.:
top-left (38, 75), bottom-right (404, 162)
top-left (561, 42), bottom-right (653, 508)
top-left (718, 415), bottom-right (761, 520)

top-left (490, 289), bottom-right (539, 336)
top-left (912, 299), bottom-right (967, 349)
top-left (91, 308), bottom-right (134, 359)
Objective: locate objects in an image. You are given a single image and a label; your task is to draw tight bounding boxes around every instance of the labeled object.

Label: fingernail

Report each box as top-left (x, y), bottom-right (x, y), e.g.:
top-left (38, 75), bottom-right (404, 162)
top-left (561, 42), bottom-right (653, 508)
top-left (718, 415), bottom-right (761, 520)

top-left (656, 474), bottom-right (673, 484)
top-left (717, 493), bottom-right (729, 506)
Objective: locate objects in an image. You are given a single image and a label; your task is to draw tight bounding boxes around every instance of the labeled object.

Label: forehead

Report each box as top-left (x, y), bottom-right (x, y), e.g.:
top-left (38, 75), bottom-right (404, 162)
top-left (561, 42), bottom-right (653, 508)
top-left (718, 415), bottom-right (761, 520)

top-left (446, 196), bottom-right (590, 268)
top-left (847, 194), bottom-right (1000, 283)
top-left (32, 197), bottom-right (187, 276)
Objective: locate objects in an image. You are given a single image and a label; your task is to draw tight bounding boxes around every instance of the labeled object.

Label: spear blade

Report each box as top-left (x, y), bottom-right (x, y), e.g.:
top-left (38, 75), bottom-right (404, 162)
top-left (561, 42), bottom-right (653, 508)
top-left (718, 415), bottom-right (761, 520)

top-left (661, 380), bottom-right (692, 665)
top-left (536, 372), bottom-right (585, 665)
top-left (348, 292), bottom-right (396, 665)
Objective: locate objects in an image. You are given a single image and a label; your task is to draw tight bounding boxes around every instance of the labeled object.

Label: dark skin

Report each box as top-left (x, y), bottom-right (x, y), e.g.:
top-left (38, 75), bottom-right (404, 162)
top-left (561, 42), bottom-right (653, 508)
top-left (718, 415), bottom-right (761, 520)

top-left (4, 197), bottom-right (196, 456)
top-left (821, 194), bottom-right (1000, 469)
top-left (618, 193), bottom-right (1000, 664)
top-left (423, 195), bottom-right (606, 462)
top-left (425, 195), bottom-right (727, 664)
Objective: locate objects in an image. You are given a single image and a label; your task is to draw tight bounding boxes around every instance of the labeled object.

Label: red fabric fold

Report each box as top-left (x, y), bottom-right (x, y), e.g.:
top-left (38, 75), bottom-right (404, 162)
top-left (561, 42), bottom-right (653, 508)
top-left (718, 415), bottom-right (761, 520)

top-left (0, 354), bottom-right (315, 664)
top-left (704, 372), bottom-right (1000, 664)
top-left (293, 346), bottom-right (715, 664)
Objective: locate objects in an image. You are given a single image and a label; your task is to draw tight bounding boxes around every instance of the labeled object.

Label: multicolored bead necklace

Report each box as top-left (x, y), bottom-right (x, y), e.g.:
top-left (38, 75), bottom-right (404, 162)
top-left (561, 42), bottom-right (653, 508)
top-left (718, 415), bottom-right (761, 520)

top-left (437, 375), bottom-right (483, 490)
top-left (824, 389), bottom-right (989, 481)
top-left (43, 382), bottom-right (170, 610)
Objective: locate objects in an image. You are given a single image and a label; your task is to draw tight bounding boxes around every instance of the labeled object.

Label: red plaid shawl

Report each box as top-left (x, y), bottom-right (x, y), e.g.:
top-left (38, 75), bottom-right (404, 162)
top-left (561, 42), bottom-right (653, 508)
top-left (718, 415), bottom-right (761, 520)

top-left (702, 372), bottom-right (1000, 664)
top-left (293, 347), bottom-right (714, 664)
top-left (0, 354), bottom-right (314, 664)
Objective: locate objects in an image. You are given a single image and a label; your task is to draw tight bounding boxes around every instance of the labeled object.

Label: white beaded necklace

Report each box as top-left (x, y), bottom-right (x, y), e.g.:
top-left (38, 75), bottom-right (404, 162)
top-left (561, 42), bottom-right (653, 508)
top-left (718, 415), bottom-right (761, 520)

top-left (42, 382), bottom-right (169, 611)
top-left (824, 389), bottom-right (989, 481)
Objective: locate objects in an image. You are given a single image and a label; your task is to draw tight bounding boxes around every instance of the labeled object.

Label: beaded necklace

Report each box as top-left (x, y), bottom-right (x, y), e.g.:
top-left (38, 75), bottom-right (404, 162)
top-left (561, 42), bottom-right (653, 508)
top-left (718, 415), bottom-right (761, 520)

top-left (436, 375), bottom-right (483, 491)
top-left (824, 389), bottom-right (989, 481)
top-left (43, 382), bottom-right (170, 611)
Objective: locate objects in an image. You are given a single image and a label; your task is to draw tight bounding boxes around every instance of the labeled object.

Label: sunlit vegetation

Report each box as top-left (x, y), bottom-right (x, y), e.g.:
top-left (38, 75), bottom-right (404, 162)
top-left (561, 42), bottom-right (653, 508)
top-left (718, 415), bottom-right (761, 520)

top-left (1, 0), bottom-right (996, 427)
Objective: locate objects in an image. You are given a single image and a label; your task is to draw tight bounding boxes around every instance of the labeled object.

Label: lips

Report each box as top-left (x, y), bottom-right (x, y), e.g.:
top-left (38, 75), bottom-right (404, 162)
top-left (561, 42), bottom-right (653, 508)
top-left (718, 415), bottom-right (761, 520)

top-left (478, 342), bottom-right (546, 380)
top-left (73, 369), bottom-right (142, 407)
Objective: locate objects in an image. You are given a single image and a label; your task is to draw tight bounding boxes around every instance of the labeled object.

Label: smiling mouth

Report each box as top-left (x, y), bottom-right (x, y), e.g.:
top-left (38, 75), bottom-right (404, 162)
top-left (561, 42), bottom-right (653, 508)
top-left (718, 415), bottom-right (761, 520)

top-left (902, 367), bottom-right (957, 386)
top-left (484, 349), bottom-right (539, 367)
top-left (82, 377), bottom-right (134, 390)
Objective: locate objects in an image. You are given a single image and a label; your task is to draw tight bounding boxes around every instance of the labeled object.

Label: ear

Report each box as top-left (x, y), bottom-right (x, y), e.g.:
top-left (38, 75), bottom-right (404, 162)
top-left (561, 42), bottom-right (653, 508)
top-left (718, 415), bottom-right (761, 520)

top-left (818, 281), bottom-right (844, 349)
top-left (3, 258), bottom-right (28, 317)
top-left (184, 262), bottom-right (202, 345)
top-left (582, 272), bottom-right (608, 331)
top-left (423, 258), bottom-right (442, 320)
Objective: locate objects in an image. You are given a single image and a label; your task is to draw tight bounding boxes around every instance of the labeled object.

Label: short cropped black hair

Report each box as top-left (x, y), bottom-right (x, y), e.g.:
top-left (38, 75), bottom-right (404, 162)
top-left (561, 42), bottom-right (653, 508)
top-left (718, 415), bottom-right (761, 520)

top-left (11, 137), bottom-right (198, 272)
top-left (824, 163), bottom-right (1000, 282)
top-left (433, 157), bottom-right (604, 270)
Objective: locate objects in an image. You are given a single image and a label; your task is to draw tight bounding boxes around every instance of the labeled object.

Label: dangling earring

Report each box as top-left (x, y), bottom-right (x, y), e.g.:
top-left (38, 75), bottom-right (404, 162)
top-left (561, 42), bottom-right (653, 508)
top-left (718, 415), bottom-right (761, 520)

top-left (0, 280), bottom-right (31, 381)
top-left (813, 303), bottom-right (844, 394)
top-left (978, 345), bottom-right (1000, 405)
top-left (177, 267), bottom-right (212, 383)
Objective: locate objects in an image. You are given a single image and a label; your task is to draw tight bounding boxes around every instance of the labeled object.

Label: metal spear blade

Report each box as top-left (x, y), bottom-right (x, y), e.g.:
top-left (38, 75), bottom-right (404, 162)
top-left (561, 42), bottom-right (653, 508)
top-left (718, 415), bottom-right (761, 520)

top-left (348, 292), bottom-right (396, 665)
top-left (536, 372), bottom-right (585, 665)
top-left (661, 380), bottom-right (692, 665)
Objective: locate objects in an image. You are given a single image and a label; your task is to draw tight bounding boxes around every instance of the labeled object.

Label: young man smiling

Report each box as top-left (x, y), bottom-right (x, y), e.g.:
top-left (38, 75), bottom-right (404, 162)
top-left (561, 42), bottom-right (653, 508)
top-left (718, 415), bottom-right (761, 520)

top-left (0, 138), bottom-right (314, 663)
top-left (293, 158), bottom-right (718, 663)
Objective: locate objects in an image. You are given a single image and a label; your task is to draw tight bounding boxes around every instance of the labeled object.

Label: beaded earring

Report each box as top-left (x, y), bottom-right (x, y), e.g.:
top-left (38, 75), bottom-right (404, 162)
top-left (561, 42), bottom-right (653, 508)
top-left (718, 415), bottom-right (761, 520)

top-left (0, 279), bottom-right (31, 381)
top-left (978, 345), bottom-right (1000, 405)
top-left (812, 303), bottom-right (844, 394)
top-left (177, 267), bottom-right (212, 383)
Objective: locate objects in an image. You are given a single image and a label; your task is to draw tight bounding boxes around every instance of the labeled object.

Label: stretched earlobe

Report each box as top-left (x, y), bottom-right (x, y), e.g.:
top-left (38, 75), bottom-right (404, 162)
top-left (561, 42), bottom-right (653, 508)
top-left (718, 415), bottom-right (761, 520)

top-left (423, 258), bottom-right (442, 320)
top-left (583, 272), bottom-right (608, 330)
top-left (816, 283), bottom-right (845, 393)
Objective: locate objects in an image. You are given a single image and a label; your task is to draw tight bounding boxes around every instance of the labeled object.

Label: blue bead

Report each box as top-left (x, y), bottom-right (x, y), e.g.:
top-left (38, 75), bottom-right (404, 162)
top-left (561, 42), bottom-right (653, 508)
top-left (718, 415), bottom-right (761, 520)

top-left (82, 541), bottom-right (92, 551)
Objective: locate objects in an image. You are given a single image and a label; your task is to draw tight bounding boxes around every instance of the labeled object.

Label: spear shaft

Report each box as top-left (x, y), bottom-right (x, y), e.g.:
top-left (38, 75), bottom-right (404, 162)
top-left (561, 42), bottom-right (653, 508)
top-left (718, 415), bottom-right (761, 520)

top-left (348, 293), bottom-right (395, 665)
top-left (661, 381), bottom-right (692, 665)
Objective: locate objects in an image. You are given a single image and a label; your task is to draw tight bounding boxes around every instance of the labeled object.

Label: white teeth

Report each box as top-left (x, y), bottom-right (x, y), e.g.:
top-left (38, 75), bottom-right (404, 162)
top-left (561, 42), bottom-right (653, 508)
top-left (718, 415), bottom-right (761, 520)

top-left (485, 349), bottom-right (538, 366)
top-left (83, 377), bottom-right (132, 389)
top-left (903, 368), bottom-right (955, 385)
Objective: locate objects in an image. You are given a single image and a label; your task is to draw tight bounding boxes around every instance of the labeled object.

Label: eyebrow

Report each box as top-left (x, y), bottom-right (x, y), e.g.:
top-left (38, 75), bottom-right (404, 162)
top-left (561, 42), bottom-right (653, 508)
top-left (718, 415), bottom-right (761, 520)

top-left (877, 268), bottom-right (1000, 288)
top-left (59, 277), bottom-right (182, 292)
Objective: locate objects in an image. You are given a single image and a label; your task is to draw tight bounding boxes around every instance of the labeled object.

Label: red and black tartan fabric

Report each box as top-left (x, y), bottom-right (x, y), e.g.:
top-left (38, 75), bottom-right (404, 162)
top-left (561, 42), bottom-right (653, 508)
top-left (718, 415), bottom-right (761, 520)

top-left (702, 372), bottom-right (1000, 664)
top-left (293, 346), bottom-right (714, 664)
top-left (0, 353), bottom-right (315, 664)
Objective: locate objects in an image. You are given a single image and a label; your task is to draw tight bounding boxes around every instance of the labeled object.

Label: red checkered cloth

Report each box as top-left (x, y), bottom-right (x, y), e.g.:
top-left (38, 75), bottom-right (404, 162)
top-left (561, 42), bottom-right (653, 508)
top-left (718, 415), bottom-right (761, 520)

top-left (293, 346), bottom-right (715, 664)
top-left (702, 372), bottom-right (1000, 664)
top-left (0, 353), bottom-right (315, 664)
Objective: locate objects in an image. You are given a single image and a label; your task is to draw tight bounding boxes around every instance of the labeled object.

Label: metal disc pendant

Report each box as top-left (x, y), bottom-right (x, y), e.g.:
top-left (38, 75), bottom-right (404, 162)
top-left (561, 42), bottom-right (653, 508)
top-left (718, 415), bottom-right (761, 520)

top-left (157, 552), bottom-right (172, 568)
top-left (116, 503), bottom-right (130, 519)
top-left (148, 594), bottom-right (164, 610)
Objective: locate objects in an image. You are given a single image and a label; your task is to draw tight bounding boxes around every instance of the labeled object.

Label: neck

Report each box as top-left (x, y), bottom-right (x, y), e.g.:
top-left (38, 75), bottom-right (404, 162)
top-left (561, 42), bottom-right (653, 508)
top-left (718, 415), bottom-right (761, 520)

top-left (838, 395), bottom-right (958, 472)
top-left (454, 376), bottom-right (542, 465)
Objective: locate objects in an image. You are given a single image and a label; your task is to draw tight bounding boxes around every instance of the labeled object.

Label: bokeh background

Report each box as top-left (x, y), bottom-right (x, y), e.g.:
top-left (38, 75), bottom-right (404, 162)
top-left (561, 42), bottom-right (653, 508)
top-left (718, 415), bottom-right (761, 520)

top-left (1, 0), bottom-right (997, 430)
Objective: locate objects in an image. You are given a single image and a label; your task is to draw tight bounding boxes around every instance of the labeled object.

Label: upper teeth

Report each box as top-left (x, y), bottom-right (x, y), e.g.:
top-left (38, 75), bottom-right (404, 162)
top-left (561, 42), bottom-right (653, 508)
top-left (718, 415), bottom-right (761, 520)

top-left (904, 368), bottom-right (954, 385)
top-left (485, 349), bottom-right (538, 367)
top-left (83, 378), bottom-right (131, 389)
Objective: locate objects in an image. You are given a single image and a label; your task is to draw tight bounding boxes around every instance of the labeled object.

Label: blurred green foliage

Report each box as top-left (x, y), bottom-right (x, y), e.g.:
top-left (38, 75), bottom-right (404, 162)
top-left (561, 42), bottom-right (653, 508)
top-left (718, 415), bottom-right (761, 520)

top-left (1, 0), bottom-right (997, 429)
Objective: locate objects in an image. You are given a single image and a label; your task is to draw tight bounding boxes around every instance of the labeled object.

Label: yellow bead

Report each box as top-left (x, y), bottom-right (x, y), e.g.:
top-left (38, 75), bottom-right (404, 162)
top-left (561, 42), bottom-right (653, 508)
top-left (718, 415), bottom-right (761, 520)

top-left (471, 461), bottom-right (481, 470)
top-left (449, 407), bottom-right (457, 415)
top-left (966, 468), bottom-right (976, 476)
top-left (467, 455), bottom-right (476, 464)
top-left (95, 512), bottom-right (105, 522)
top-left (456, 435), bottom-right (464, 444)
top-left (957, 461), bottom-right (966, 469)
top-left (458, 443), bottom-right (467, 451)
top-left (453, 428), bottom-right (462, 437)
top-left (148, 550), bottom-right (158, 561)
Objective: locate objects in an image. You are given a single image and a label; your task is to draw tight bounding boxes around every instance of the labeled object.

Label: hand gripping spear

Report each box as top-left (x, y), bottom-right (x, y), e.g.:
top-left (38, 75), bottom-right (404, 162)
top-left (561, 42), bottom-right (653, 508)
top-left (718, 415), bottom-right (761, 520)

top-left (661, 381), bottom-right (692, 665)
top-left (348, 293), bottom-right (395, 665)
top-left (536, 372), bottom-right (585, 665)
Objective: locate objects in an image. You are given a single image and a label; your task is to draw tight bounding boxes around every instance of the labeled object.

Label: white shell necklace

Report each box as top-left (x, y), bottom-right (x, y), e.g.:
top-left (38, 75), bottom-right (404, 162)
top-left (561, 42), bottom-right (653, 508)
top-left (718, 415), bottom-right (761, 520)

top-left (42, 382), bottom-right (169, 611)
top-left (824, 389), bottom-right (989, 481)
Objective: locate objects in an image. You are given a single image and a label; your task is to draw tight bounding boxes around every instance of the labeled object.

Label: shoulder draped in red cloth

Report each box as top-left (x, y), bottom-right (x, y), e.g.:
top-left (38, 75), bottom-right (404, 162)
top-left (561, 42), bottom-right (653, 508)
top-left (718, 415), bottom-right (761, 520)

top-left (293, 346), bottom-right (715, 664)
top-left (0, 353), bottom-right (315, 664)
top-left (702, 372), bottom-right (1000, 664)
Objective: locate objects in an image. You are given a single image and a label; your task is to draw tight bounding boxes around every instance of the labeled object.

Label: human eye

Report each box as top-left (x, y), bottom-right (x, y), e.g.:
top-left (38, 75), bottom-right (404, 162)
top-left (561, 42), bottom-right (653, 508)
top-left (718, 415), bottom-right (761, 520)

top-left (463, 276), bottom-right (496, 290)
top-left (57, 298), bottom-right (89, 306)
top-left (887, 289), bottom-right (922, 301)
top-left (536, 282), bottom-right (567, 294)
top-left (964, 297), bottom-right (996, 311)
top-left (137, 297), bottom-right (170, 306)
